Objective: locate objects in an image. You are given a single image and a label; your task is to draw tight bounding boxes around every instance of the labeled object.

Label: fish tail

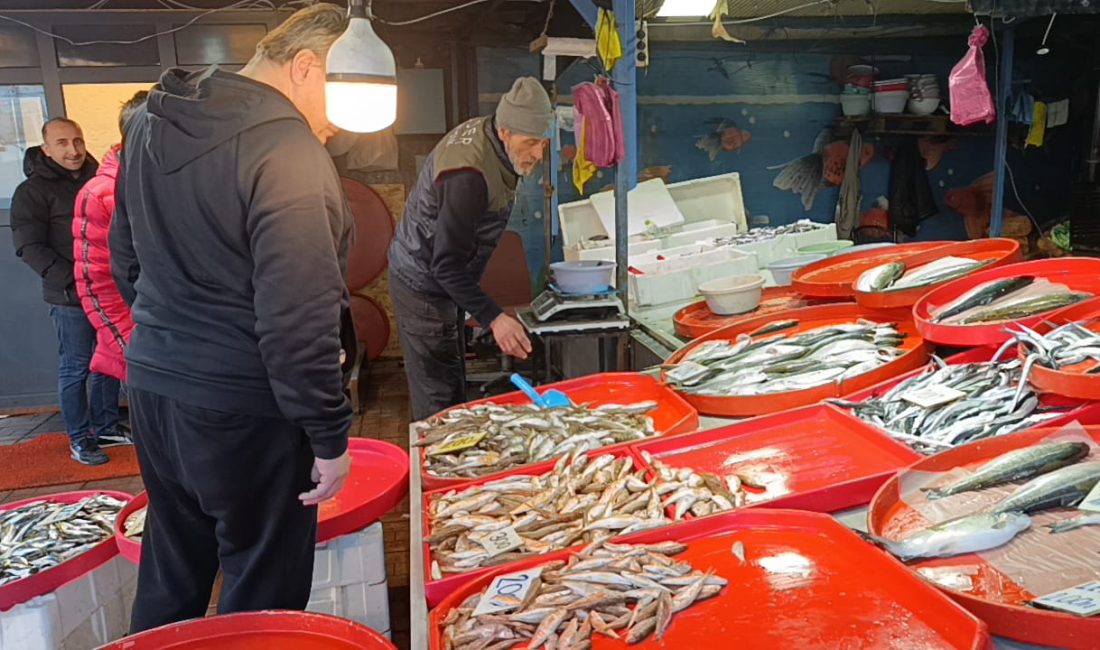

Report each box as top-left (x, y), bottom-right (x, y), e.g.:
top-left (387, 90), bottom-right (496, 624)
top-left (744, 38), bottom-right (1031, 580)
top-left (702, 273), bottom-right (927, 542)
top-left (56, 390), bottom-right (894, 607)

top-left (921, 487), bottom-right (947, 501)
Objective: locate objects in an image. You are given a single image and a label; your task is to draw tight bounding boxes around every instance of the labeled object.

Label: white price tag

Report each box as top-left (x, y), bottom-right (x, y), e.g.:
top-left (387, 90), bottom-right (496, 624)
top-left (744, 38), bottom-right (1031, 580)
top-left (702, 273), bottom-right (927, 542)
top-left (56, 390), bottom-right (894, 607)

top-left (1078, 480), bottom-right (1100, 513)
top-left (476, 525), bottom-right (524, 558)
top-left (1032, 581), bottom-right (1100, 617)
top-left (473, 566), bottom-right (544, 616)
top-left (901, 385), bottom-right (966, 409)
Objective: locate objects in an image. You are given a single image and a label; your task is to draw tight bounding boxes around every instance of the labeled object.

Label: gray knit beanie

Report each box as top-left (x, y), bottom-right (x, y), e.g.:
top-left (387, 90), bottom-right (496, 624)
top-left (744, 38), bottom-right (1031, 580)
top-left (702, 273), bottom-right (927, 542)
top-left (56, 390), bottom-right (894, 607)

top-left (496, 77), bottom-right (553, 138)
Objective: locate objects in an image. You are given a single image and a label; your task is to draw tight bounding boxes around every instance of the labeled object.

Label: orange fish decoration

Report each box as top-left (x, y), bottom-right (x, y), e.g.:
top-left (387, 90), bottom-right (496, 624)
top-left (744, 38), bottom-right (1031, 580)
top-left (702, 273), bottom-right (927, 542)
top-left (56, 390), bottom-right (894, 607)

top-left (696, 120), bottom-right (753, 161)
top-left (821, 141), bottom-right (876, 186)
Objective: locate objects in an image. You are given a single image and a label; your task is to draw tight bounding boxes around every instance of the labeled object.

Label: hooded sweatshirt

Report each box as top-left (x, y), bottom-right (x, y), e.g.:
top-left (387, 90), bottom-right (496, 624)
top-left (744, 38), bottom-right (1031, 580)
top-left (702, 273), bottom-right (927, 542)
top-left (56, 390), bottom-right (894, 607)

top-left (10, 146), bottom-right (98, 306)
top-left (109, 67), bottom-right (354, 459)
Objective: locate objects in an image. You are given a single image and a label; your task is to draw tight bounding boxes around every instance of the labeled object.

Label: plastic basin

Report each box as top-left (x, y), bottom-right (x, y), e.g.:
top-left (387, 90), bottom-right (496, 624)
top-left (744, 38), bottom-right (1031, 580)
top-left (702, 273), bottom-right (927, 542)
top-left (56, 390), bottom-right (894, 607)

top-left (768, 254), bottom-right (827, 286)
top-left (698, 274), bottom-right (765, 315)
top-left (797, 240), bottom-right (854, 256)
top-left (549, 260), bottom-right (615, 294)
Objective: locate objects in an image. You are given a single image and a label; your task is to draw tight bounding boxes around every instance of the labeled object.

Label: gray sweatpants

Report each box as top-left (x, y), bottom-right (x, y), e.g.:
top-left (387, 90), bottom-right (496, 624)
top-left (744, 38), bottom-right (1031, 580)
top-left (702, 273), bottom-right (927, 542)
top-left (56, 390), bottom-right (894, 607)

top-left (388, 271), bottom-right (467, 421)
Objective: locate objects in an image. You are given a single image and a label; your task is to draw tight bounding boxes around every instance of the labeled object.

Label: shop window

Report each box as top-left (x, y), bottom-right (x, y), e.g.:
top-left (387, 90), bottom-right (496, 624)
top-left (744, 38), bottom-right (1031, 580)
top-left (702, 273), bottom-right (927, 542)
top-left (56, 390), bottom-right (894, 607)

top-left (175, 24), bottom-right (267, 66)
top-left (0, 27), bottom-right (38, 68)
top-left (62, 83), bottom-right (157, 161)
top-left (55, 25), bottom-right (159, 67)
top-left (0, 85), bottom-right (47, 211)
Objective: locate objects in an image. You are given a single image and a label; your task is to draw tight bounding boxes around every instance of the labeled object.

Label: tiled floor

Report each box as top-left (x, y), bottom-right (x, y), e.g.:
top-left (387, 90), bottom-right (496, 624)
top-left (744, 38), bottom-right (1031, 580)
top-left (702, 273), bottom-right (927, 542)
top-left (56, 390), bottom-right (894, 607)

top-left (0, 359), bottom-right (416, 650)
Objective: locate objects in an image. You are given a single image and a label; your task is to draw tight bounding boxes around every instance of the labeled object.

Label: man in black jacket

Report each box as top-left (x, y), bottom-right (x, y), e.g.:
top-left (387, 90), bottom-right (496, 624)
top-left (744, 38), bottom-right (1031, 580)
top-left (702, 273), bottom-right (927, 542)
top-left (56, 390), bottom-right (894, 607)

top-left (110, 3), bottom-right (355, 631)
top-left (388, 77), bottom-right (552, 421)
top-left (11, 118), bottom-right (123, 466)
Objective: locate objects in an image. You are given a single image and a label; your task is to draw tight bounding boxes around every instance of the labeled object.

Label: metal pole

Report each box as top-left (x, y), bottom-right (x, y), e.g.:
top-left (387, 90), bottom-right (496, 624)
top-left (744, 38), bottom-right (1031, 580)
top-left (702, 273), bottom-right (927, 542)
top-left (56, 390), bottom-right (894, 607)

top-left (612, 0), bottom-right (637, 312)
top-left (990, 24), bottom-right (1014, 238)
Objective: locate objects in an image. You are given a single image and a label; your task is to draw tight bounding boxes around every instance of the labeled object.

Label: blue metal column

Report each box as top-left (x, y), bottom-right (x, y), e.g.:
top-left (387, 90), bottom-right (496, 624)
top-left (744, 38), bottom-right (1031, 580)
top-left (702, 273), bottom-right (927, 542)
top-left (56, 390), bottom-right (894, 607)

top-left (612, 0), bottom-right (638, 305)
top-left (990, 25), bottom-right (1015, 238)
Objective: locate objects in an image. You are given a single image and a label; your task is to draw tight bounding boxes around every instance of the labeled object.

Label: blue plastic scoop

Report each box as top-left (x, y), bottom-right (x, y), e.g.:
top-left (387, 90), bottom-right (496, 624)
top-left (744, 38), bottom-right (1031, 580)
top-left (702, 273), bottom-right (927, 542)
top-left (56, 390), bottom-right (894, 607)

top-left (510, 373), bottom-right (572, 408)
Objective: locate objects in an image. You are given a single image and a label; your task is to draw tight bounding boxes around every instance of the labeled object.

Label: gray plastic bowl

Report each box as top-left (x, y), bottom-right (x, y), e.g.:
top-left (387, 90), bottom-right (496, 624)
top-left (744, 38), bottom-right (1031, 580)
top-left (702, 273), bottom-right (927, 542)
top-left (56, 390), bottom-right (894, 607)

top-left (551, 260), bottom-right (616, 294)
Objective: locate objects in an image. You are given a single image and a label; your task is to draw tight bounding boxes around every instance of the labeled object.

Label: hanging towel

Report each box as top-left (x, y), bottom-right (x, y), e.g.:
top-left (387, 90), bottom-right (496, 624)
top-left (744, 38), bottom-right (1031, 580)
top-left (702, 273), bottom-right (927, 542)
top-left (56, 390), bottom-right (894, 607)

top-left (836, 129), bottom-right (863, 240)
top-left (596, 9), bottom-right (622, 71)
top-left (572, 78), bottom-right (624, 168)
top-left (1027, 101), bottom-right (1048, 147)
top-left (888, 137), bottom-right (938, 237)
top-left (710, 0), bottom-right (746, 44)
top-left (573, 113), bottom-right (597, 193)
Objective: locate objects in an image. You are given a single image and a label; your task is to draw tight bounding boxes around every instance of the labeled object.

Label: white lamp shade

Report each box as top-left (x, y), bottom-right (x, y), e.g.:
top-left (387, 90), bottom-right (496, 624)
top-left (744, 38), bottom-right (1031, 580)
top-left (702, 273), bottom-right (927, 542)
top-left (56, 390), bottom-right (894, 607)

top-left (325, 15), bottom-right (397, 133)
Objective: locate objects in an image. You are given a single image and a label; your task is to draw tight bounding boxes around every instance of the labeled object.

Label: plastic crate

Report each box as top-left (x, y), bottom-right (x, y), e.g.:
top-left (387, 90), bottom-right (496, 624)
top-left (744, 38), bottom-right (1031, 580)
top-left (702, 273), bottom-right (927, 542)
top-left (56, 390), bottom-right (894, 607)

top-left (0, 553), bottom-right (137, 650)
top-left (306, 521), bottom-right (390, 635)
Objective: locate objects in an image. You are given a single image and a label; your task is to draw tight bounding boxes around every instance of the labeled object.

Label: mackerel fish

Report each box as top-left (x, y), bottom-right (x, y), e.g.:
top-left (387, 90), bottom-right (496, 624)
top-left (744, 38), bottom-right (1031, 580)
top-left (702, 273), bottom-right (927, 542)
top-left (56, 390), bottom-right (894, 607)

top-left (831, 358), bottom-right (1064, 453)
top-left (924, 441), bottom-right (1091, 500)
top-left (930, 276), bottom-right (1090, 325)
top-left (416, 402), bottom-right (659, 480)
top-left (0, 494), bottom-right (125, 586)
top-left (932, 276), bottom-right (1034, 323)
top-left (858, 256), bottom-right (988, 293)
top-left (439, 540), bottom-right (724, 650)
top-left (427, 453), bottom-right (670, 576)
top-left (1047, 512), bottom-right (1100, 534)
top-left (870, 512), bottom-right (1032, 561)
top-left (667, 319), bottom-right (906, 398)
top-left (990, 461), bottom-right (1100, 514)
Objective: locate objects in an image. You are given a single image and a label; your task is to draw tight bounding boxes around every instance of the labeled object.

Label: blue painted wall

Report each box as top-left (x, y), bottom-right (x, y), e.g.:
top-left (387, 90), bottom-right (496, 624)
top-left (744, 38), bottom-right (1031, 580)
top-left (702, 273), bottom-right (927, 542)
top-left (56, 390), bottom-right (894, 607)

top-left (478, 39), bottom-right (1005, 288)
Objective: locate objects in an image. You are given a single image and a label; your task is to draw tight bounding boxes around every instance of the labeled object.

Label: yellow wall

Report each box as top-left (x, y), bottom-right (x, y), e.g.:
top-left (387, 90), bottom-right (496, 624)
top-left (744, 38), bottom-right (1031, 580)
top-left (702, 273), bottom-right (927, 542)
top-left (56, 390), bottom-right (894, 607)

top-left (62, 83), bottom-right (155, 161)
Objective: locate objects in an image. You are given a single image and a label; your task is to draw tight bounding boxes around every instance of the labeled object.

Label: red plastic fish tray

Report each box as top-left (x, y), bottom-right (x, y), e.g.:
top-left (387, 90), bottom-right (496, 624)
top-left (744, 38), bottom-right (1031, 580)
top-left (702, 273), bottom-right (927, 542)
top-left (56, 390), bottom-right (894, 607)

top-left (633, 403), bottom-right (921, 516)
top-left (94, 610), bottom-right (396, 649)
top-left (420, 446), bottom-right (649, 607)
top-left (1013, 297), bottom-right (1100, 400)
top-left (853, 238), bottom-right (1022, 310)
top-left (840, 345), bottom-right (1100, 437)
top-left (419, 373), bottom-right (700, 491)
top-left (791, 241), bottom-right (950, 298)
top-left (867, 426), bottom-right (1100, 649)
top-left (913, 257), bottom-right (1100, 347)
top-left (662, 303), bottom-right (932, 417)
top-left (671, 289), bottom-right (844, 339)
top-left (0, 490), bottom-right (133, 612)
top-left (428, 509), bottom-right (993, 650)
top-left (114, 439), bottom-right (409, 565)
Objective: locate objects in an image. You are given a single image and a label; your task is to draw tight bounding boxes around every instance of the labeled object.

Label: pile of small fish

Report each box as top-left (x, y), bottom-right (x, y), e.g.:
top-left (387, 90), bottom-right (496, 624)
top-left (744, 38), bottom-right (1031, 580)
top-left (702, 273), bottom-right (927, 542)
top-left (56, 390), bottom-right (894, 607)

top-left (124, 506), bottom-right (146, 539)
top-left (417, 402), bottom-right (659, 480)
top-left (666, 319), bottom-right (906, 397)
top-left (869, 440), bottom-right (1100, 560)
top-left (832, 358), bottom-right (1065, 453)
top-left (0, 494), bottom-right (125, 586)
top-left (1008, 320), bottom-right (1100, 374)
top-left (930, 276), bottom-right (1091, 325)
top-left (712, 219), bottom-right (831, 247)
top-left (439, 540), bottom-right (725, 649)
top-left (427, 453), bottom-right (669, 577)
top-left (856, 256), bottom-right (989, 293)
top-left (642, 451), bottom-right (755, 518)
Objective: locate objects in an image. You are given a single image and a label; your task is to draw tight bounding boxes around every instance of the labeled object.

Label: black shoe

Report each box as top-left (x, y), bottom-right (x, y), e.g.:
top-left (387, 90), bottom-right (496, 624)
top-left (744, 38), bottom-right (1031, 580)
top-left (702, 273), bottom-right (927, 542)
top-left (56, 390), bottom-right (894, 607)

top-left (96, 427), bottom-right (133, 448)
top-left (71, 437), bottom-right (110, 466)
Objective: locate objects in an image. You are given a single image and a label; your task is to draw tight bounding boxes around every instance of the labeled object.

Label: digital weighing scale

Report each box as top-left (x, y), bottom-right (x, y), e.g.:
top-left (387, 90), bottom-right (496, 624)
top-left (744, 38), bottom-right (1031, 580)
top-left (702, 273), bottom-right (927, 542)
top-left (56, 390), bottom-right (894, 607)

top-left (521, 285), bottom-right (631, 334)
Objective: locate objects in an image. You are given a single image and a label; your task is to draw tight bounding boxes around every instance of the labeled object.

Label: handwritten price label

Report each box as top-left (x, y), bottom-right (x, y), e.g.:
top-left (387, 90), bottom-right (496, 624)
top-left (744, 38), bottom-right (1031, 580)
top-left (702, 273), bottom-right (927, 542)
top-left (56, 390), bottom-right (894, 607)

top-left (1079, 480), bottom-right (1100, 514)
top-left (901, 385), bottom-right (966, 410)
top-left (427, 431), bottom-right (487, 456)
top-left (473, 566), bottom-right (544, 616)
top-left (1032, 581), bottom-right (1100, 617)
top-left (476, 525), bottom-right (524, 558)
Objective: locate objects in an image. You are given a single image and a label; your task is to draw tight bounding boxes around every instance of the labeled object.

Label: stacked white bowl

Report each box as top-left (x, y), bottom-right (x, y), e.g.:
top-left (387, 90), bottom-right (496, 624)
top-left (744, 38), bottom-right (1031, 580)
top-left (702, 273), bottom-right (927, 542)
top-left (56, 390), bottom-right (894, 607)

top-left (908, 74), bottom-right (940, 114)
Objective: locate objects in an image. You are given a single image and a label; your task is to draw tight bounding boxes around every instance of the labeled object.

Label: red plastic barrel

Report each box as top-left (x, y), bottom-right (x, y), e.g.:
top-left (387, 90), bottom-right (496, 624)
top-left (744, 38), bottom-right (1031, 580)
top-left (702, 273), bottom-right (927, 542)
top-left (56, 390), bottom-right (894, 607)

top-left (95, 611), bottom-right (395, 649)
top-left (342, 178), bottom-right (394, 291)
top-left (350, 294), bottom-right (391, 362)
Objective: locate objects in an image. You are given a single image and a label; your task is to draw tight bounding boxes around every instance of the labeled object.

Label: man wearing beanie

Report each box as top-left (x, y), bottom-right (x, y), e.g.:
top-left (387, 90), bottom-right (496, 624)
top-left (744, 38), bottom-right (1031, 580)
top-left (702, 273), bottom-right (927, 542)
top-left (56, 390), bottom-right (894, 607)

top-left (388, 76), bottom-right (552, 421)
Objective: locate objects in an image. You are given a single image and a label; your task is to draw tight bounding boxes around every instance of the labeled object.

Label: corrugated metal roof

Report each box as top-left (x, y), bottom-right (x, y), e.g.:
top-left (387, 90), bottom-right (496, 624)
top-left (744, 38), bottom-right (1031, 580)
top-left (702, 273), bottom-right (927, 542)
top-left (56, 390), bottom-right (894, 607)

top-left (645, 0), bottom-right (970, 19)
top-left (970, 0), bottom-right (1100, 16)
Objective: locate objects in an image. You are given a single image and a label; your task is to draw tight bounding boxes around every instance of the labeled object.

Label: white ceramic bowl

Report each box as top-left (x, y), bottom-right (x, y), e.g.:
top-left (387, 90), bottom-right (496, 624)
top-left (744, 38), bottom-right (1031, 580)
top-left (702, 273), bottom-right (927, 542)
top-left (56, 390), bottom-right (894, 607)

top-left (873, 90), bottom-right (909, 114)
top-left (840, 94), bottom-right (871, 117)
top-left (698, 274), bottom-right (766, 315)
top-left (908, 97), bottom-right (941, 115)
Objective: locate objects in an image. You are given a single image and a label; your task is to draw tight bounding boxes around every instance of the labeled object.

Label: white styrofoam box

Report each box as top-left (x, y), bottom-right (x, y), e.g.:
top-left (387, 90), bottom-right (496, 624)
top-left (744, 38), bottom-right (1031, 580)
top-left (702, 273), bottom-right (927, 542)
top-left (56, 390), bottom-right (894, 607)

top-left (731, 238), bottom-right (779, 267)
top-left (630, 248), bottom-right (757, 307)
top-left (590, 179), bottom-right (686, 238)
top-left (0, 553), bottom-right (138, 650)
top-left (312, 521), bottom-right (387, 591)
top-left (564, 238), bottom-right (662, 263)
top-left (663, 221), bottom-right (739, 249)
top-left (558, 172), bottom-right (748, 252)
top-left (306, 580), bottom-right (390, 635)
top-left (773, 222), bottom-right (839, 258)
top-left (664, 173), bottom-right (748, 232)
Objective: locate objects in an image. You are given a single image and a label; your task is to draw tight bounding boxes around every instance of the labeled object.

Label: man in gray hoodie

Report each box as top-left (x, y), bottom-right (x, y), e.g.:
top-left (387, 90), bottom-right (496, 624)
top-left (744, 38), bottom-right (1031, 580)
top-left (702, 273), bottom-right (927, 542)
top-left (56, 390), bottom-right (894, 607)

top-left (110, 4), bottom-right (356, 631)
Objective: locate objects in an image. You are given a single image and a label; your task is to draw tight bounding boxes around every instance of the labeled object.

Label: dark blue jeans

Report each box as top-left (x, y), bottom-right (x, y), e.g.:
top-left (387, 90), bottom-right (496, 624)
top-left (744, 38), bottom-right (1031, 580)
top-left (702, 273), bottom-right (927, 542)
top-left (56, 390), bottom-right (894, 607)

top-left (49, 305), bottom-right (120, 442)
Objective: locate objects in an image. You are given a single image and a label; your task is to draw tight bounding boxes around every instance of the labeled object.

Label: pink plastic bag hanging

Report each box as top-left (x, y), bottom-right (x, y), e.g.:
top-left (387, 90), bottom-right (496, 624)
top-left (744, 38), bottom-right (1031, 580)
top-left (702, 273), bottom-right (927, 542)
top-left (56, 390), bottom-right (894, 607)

top-left (949, 25), bottom-right (996, 126)
top-left (573, 78), bottom-right (624, 168)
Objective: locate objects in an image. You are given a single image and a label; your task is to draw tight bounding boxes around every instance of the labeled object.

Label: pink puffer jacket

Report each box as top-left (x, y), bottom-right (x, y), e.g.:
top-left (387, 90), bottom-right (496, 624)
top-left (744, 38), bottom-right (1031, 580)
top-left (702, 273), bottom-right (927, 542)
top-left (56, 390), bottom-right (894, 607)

top-left (72, 145), bottom-right (132, 381)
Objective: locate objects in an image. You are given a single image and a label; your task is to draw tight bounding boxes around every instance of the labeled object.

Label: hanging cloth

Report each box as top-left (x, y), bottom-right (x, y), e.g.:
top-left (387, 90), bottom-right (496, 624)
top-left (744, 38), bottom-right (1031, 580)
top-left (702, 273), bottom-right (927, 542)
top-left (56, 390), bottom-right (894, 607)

top-left (595, 9), bottom-right (622, 71)
top-left (573, 78), bottom-right (624, 167)
top-left (573, 113), bottom-right (597, 193)
top-left (709, 0), bottom-right (746, 44)
top-left (835, 129), bottom-right (863, 240)
top-left (888, 137), bottom-right (938, 237)
top-left (1027, 101), bottom-right (1048, 147)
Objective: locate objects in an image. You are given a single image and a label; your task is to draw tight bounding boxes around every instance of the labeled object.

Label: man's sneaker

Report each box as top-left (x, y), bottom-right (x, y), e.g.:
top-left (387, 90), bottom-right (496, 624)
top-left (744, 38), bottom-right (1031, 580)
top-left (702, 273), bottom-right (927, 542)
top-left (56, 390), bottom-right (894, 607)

top-left (71, 437), bottom-right (110, 466)
top-left (96, 427), bottom-right (133, 448)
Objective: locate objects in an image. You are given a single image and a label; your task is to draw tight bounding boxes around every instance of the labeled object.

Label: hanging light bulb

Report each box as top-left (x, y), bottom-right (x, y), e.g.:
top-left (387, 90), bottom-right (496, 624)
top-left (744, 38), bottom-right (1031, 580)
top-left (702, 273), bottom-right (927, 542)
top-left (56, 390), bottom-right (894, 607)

top-left (326, 0), bottom-right (397, 133)
top-left (1036, 12), bottom-right (1056, 56)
